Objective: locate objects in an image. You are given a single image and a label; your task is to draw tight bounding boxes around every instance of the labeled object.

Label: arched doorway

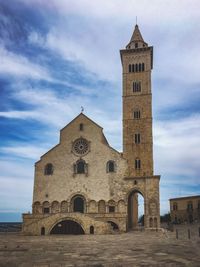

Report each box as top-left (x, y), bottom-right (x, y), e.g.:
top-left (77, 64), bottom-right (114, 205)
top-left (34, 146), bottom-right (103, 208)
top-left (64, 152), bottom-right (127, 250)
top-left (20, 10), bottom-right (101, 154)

top-left (90, 225), bottom-right (94, 234)
top-left (128, 190), bottom-right (144, 230)
top-left (107, 221), bottom-right (119, 231)
top-left (41, 227), bottom-right (45, 235)
top-left (50, 220), bottom-right (85, 235)
top-left (72, 195), bottom-right (85, 213)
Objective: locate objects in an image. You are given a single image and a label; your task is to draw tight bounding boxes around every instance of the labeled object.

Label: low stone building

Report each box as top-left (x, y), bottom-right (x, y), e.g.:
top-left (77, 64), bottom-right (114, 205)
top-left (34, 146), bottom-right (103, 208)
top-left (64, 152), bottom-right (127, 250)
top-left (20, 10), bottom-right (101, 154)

top-left (170, 196), bottom-right (200, 224)
top-left (22, 24), bottom-right (161, 235)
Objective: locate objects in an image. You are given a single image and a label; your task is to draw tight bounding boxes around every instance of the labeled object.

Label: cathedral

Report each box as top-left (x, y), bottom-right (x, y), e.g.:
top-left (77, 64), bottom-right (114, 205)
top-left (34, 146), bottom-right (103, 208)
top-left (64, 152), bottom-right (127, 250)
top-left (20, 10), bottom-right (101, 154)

top-left (22, 24), bottom-right (161, 235)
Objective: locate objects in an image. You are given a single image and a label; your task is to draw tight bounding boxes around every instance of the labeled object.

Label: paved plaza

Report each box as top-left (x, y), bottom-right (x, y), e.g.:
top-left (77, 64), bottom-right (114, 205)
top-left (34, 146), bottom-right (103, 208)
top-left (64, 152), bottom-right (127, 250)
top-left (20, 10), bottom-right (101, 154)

top-left (0, 230), bottom-right (200, 267)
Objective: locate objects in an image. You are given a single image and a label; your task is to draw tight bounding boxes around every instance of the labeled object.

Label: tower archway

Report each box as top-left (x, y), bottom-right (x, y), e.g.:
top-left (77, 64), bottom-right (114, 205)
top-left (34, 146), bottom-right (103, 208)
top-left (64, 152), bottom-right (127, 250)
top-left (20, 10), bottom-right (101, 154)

top-left (127, 190), bottom-right (144, 230)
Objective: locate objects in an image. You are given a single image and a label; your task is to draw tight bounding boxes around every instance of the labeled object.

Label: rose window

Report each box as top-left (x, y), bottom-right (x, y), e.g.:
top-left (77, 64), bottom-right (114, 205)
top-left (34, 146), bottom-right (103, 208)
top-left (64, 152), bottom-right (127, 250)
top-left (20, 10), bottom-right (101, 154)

top-left (73, 138), bottom-right (89, 156)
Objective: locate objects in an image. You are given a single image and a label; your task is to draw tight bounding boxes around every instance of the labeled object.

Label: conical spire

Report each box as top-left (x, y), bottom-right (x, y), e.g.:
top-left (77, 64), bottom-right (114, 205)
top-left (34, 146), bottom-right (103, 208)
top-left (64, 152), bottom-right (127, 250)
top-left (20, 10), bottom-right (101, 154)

top-left (130, 24), bottom-right (144, 43)
top-left (126, 24), bottom-right (148, 49)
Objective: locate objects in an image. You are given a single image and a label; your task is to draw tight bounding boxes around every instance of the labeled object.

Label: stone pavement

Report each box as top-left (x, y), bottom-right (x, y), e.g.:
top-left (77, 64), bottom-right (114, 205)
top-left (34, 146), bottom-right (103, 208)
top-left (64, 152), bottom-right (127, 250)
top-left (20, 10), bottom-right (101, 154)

top-left (0, 231), bottom-right (200, 267)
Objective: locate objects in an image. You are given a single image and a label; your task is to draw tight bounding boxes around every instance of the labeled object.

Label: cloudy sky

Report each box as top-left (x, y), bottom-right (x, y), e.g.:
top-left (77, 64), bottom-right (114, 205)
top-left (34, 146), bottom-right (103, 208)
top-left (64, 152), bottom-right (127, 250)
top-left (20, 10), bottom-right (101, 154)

top-left (0, 0), bottom-right (200, 221)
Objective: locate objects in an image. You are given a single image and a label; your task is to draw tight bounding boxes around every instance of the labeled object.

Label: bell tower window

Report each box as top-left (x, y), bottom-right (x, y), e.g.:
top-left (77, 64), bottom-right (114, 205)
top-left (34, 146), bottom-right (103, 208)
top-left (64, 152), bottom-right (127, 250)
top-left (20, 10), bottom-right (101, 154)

top-left (133, 81), bottom-right (141, 93)
top-left (133, 110), bottom-right (141, 119)
top-left (135, 133), bottom-right (141, 144)
top-left (135, 158), bottom-right (141, 169)
top-left (142, 63), bottom-right (145, 71)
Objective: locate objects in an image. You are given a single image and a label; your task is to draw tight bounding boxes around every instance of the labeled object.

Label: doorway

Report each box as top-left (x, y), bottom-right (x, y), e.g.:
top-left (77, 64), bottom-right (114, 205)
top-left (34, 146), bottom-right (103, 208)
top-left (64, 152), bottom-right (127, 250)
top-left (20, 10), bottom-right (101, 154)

top-left (128, 190), bottom-right (144, 230)
top-left (50, 220), bottom-right (85, 234)
top-left (73, 195), bottom-right (85, 213)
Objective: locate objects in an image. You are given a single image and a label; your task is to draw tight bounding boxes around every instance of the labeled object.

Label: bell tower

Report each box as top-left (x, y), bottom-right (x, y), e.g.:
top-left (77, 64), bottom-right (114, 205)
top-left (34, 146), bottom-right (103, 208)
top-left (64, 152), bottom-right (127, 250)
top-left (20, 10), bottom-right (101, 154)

top-left (120, 25), bottom-right (160, 229)
top-left (120, 24), bottom-right (154, 177)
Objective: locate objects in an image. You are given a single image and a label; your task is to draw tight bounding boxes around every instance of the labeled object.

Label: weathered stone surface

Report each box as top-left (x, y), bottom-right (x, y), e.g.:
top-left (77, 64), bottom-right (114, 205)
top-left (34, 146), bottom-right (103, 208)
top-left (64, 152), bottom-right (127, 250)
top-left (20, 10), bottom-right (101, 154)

top-left (0, 231), bottom-right (200, 266)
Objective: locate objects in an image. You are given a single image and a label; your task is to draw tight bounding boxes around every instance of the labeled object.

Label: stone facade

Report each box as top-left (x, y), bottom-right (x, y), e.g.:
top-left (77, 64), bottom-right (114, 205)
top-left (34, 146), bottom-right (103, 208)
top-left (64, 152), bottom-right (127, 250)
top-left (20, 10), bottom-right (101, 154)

top-left (170, 195), bottom-right (200, 224)
top-left (22, 24), bottom-right (160, 235)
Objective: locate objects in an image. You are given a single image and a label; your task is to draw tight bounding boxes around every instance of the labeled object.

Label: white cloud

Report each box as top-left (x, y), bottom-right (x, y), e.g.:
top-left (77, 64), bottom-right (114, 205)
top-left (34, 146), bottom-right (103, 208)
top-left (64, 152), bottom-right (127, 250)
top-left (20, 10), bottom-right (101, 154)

top-left (0, 160), bottom-right (33, 179)
top-left (0, 45), bottom-right (51, 80)
top-left (1, 145), bottom-right (47, 160)
top-left (19, 0), bottom-right (200, 21)
top-left (154, 114), bottom-right (200, 179)
top-left (25, 0), bottom-right (200, 112)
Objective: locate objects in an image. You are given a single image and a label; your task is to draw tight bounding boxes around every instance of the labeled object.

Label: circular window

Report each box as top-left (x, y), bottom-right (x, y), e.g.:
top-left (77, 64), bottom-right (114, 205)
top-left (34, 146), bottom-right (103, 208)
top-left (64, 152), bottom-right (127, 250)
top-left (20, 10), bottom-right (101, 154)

top-left (73, 138), bottom-right (89, 156)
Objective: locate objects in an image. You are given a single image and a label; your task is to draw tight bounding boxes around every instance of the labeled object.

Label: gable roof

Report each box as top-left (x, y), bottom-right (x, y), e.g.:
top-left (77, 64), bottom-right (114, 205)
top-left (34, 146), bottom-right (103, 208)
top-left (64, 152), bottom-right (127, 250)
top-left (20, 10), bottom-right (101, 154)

top-left (60, 112), bottom-right (103, 132)
top-left (60, 112), bottom-right (109, 146)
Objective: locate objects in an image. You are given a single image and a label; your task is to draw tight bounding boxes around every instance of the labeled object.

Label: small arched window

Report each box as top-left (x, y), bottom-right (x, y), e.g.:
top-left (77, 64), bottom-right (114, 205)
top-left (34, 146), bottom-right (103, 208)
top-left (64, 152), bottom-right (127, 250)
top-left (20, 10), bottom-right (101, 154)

top-left (108, 200), bottom-right (116, 213)
top-left (132, 64), bottom-right (135, 72)
top-left (77, 161), bottom-right (85, 173)
top-left (79, 123), bottom-right (84, 131)
top-left (134, 133), bottom-right (141, 144)
top-left (133, 81), bottom-right (141, 93)
top-left (139, 63), bottom-right (141, 72)
top-left (43, 201), bottom-right (50, 214)
top-left (135, 158), bottom-right (141, 169)
top-left (44, 163), bottom-right (53, 175)
top-left (90, 225), bottom-right (94, 234)
top-left (135, 64), bottom-right (138, 72)
top-left (142, 63), bottom-right (145, 71)
top-left (107, 161), bottom-right (115, 173)
top-left (74, 159), bottom-right (88, 175)
top-left (133, 110), bottom-right (141, 119)
top-left (129, 64), bottom-right (131, 72)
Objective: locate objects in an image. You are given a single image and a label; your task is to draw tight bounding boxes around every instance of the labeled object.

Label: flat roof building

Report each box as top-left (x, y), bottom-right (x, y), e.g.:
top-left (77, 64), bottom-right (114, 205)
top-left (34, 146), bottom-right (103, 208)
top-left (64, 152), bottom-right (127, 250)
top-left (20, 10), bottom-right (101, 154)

top-left (169, 195), bottom-right (200, 224)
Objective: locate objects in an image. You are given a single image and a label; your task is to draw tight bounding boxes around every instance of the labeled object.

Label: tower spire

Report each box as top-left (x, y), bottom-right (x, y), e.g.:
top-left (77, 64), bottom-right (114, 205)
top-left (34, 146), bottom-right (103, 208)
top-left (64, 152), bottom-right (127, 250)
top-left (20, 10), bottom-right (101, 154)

top-left (126, 24), bottom-right (148, 49)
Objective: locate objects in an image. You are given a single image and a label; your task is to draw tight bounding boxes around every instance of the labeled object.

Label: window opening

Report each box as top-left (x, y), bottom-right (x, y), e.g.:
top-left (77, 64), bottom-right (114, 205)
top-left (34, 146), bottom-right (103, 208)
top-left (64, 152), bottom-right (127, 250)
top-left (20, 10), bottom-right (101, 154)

top-left (135, 159), bottom-right (141, 169)
top-left (133, 110), bottom-right (141, 119)
top-left (135, 133), bottom-right (141, 144)
top-left (44, 163), bottom-right (53, 175)
top-left (109, 206), bottom-right (115, 213)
